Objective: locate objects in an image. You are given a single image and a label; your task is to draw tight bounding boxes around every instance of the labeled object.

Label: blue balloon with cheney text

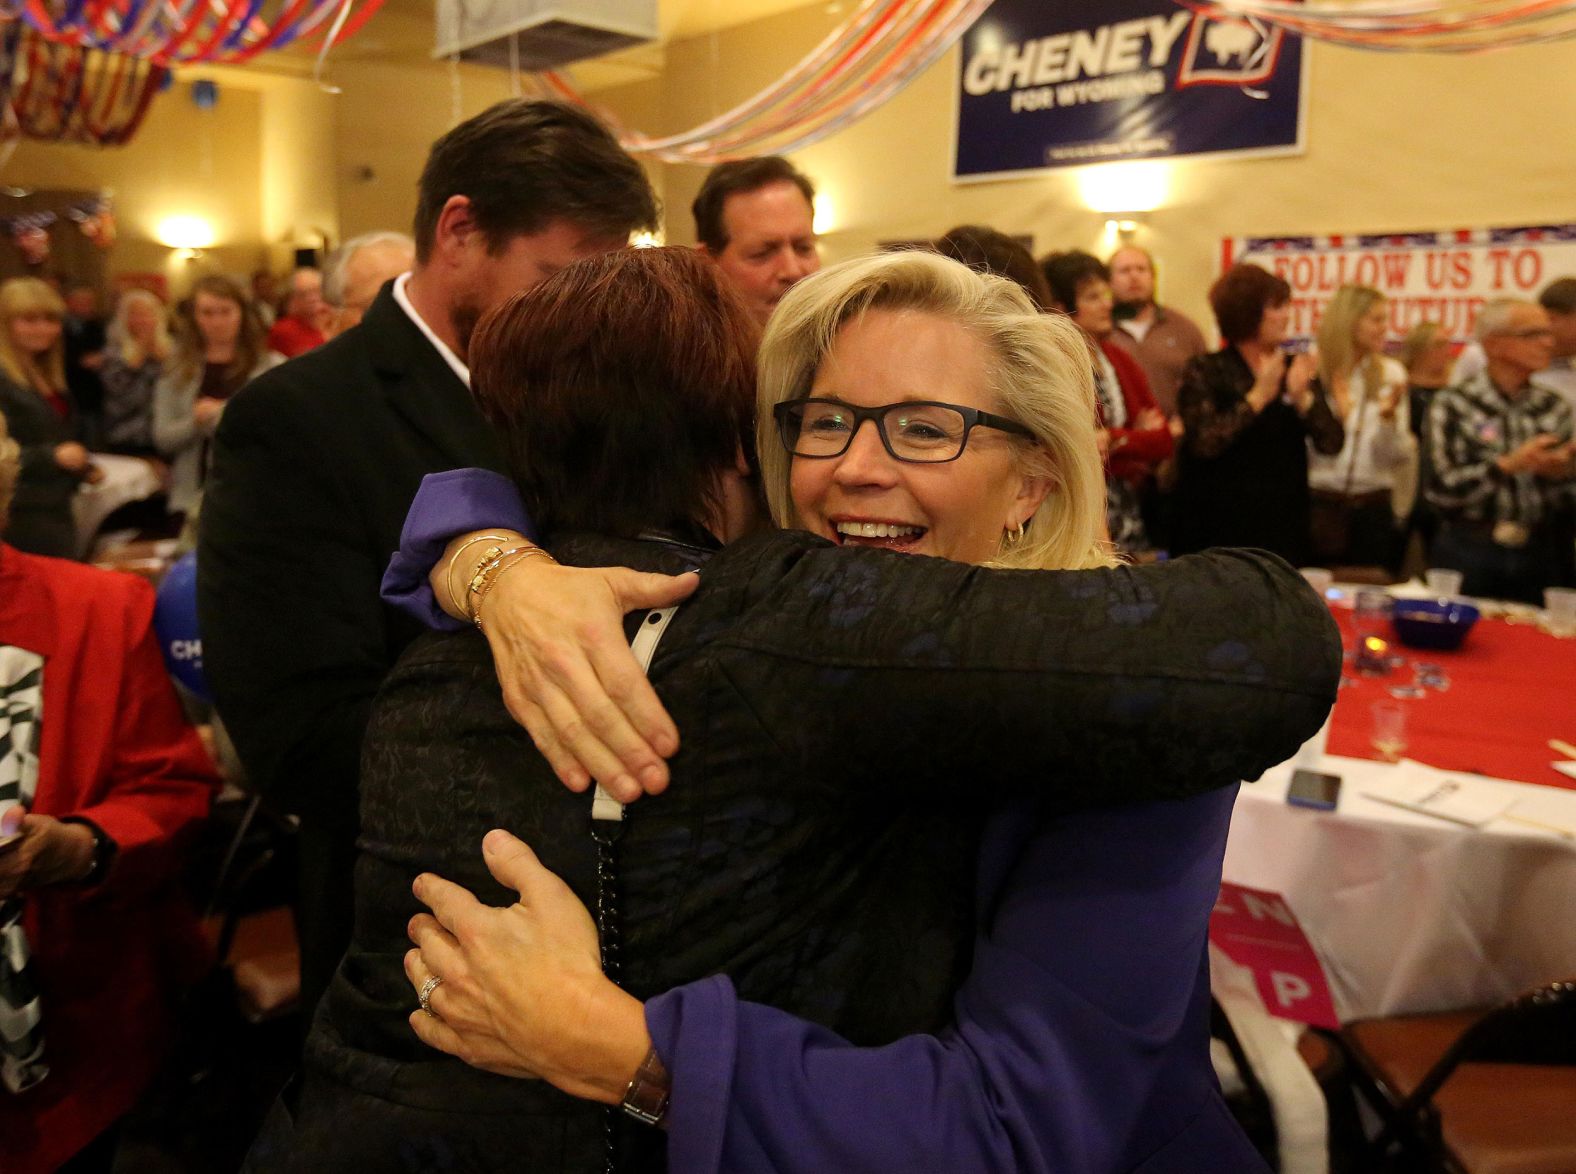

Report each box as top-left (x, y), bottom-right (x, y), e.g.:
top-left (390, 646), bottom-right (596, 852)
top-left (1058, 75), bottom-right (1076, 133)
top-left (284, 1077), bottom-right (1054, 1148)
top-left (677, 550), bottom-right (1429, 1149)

top-left (155, 551), bottom-right (209, 701)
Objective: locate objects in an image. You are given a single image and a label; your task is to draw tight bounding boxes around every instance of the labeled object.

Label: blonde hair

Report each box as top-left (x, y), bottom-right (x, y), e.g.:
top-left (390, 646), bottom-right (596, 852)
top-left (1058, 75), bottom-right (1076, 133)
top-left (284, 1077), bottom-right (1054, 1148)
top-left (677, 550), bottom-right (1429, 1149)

top-left (0, 408), bottom-right (19, 529)
top-left (0, 277), bottom-right (66, 393)
top-left (107, 288), bottom-right (172, 369)
top-left (756, 250), bottom-right (1115, 572)
top-left (1316, 284), bottom-right (1386, 398)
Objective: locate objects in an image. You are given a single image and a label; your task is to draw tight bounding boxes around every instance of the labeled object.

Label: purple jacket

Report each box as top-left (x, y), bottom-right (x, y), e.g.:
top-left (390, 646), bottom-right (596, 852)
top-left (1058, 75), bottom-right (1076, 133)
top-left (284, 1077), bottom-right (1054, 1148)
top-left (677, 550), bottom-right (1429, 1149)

top-left (384, 470), bottom-right (1271, 1174)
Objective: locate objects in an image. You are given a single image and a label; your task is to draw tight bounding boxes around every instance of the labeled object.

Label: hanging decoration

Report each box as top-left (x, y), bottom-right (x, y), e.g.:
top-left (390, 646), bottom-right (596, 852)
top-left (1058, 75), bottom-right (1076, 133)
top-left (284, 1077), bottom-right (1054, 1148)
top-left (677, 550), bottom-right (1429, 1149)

top-left (533, 0), bottom-right (994, 165)
top-left (1172, 1), bottom-right (1576, 53)
top-left (0, 24), bottom-right (167, 145)
top-left (8, 0), bottom-right (388, 68)
top-left (0, 194), bottom-right (115, 250)
top-left (67, 195), bottom-right (115, 246)
top-left (9, 216), bottom-right (51, 265)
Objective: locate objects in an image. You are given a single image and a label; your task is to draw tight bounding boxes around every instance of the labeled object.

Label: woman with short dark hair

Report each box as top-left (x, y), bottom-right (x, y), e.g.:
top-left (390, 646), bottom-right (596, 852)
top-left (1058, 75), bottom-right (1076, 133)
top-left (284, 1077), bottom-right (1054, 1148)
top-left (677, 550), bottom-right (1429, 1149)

top-left (1171, 262), bottom-right (1344, 564)
top-left (1042, 250), bottom-right (1173, 553)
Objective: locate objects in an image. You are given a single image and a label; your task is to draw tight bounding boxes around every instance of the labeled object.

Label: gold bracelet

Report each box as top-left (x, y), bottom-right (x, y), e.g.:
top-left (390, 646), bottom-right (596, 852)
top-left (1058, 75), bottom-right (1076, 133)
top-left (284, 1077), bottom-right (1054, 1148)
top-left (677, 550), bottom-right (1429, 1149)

top-left (467, 544), bottom-right (559, 629)
top-left (443, 533), bottom-right (515, 616)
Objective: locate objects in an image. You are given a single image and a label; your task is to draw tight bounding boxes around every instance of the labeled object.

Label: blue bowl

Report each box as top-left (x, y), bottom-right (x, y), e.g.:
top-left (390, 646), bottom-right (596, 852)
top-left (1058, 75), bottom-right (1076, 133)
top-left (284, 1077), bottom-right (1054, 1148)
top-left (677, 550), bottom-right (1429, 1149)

top-left (1391, 598), bottom-right (1480, 651)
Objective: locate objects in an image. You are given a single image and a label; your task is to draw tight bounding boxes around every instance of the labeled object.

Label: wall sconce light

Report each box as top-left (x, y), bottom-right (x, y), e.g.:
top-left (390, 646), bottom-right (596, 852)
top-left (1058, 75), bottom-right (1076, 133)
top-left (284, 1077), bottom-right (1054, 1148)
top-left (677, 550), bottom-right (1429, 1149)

top-left (812, 194), bottom-right (836, 236)
top-left (1078, 162), bottom-right (1169, 215)
top-left (156, 214), bottom-right (217, 261)
top-left (631, 230), bottom-right (663, 248)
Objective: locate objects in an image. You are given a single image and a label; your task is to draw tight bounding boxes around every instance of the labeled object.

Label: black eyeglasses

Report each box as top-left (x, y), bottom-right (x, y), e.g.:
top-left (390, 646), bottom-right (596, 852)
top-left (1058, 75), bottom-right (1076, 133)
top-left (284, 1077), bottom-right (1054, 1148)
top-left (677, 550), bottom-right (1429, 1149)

top-left (773, 397), bottom-right (1035, 464)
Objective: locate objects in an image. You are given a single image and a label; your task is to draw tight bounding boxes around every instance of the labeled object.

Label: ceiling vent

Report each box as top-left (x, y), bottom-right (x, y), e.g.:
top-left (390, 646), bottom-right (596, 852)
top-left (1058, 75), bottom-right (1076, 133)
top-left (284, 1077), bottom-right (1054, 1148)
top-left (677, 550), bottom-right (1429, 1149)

top-left (434, 0), bottom-right (657, 70)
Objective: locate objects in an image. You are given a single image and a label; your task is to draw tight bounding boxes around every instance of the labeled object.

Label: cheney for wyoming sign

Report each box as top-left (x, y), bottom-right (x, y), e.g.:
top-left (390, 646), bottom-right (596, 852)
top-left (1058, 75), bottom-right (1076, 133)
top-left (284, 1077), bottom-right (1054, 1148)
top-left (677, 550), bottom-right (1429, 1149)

top-left (954, 0), bottom-right (1306, 180)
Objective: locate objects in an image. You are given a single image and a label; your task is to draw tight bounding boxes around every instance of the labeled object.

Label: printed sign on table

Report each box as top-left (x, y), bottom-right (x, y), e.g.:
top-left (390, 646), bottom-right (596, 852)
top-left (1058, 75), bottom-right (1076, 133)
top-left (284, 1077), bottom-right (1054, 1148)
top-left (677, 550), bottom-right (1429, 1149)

top-left (954, 0), bottom-right (1305, 180)
top-left (1210, 881), bottom-right (1339, 1028)
top-left (1222, 224), bottom-right (1576, 349)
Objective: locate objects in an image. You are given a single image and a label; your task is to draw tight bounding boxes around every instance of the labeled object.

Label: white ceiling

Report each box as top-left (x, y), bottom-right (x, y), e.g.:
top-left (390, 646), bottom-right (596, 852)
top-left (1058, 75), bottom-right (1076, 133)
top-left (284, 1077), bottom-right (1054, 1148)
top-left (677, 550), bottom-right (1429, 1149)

top-left (325, 0), bottom-right (827, 61)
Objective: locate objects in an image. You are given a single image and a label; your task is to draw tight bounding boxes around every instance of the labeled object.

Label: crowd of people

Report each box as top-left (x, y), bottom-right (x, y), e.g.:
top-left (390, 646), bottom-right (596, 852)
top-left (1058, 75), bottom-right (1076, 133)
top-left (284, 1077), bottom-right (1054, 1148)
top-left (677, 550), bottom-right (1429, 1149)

top-left (0, 95), bottom-right (1572, 1174)
top-left (0, 233), bottom-right (415, 565)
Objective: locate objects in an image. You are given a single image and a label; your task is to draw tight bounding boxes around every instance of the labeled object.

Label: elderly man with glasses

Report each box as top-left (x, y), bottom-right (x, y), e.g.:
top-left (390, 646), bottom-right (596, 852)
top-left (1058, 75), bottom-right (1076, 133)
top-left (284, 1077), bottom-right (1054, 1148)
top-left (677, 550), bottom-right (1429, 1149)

top-left (1426, 296), bottom-right (1576, 602)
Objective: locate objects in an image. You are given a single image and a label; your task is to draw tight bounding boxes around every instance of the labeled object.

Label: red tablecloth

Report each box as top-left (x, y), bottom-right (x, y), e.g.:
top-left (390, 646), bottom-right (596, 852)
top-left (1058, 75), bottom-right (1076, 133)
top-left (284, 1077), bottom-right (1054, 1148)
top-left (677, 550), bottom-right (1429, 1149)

top-left (1326, 611), bottom-right (1576, 790)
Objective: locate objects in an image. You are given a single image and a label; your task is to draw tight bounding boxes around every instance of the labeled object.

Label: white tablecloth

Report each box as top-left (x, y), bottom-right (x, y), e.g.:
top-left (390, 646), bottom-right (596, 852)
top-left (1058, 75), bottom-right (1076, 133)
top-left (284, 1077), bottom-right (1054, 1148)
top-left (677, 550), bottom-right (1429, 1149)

top-left (1223, 754), bottom-right (1576, 1022)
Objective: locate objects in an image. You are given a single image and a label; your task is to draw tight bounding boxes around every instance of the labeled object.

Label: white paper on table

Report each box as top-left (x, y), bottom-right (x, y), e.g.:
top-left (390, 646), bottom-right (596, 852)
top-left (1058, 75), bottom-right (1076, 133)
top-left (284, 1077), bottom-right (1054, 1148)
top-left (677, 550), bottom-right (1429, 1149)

top-left (1361, 759), bottom-right (1515, 827)
top-left (1495, 790), bottom-right (1576, 840)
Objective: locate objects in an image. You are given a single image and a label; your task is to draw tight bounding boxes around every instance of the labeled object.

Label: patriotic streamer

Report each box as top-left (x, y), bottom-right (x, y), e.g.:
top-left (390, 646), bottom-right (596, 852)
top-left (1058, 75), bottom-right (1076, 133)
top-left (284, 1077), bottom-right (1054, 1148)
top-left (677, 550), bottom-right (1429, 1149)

top-left (1, 24), bottom-right (166, 144)
top-left (6, 0), bottom-right (386, 66)
top-left (1174, 1), bottom-right (1576, 52)
top-left (538, 0), bottom-right (994, 165)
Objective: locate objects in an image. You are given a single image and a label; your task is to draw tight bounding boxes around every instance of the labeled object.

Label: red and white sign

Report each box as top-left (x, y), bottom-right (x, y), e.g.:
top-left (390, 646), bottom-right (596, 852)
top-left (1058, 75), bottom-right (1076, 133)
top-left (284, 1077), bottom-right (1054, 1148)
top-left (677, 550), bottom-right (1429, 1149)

top-left (1221, 223), bottom-right (1576, 349)
top-left (1209, 881), bottom-right (1338, 1029)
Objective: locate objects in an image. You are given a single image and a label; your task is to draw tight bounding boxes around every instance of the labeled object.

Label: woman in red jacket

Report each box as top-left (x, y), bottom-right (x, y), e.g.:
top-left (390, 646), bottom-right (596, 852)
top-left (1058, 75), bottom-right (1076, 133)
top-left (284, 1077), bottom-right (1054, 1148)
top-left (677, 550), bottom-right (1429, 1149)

top-left (1043, 250), bottom-right (1174, 553)
top-left (0, 409), bottom-right (219, 1173)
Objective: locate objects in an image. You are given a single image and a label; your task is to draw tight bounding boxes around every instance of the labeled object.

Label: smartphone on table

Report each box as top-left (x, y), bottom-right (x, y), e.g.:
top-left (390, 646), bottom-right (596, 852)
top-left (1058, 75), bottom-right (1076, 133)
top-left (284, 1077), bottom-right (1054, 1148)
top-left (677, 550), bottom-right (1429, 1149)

top-left (1287, 769), bottom-right (1342, 812)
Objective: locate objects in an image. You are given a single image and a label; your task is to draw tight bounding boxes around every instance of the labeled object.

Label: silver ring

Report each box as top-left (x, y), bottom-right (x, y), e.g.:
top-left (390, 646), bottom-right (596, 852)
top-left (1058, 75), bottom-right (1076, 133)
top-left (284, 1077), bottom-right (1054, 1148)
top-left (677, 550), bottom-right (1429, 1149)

top-left (418, 974), bottom-right (443, 1016)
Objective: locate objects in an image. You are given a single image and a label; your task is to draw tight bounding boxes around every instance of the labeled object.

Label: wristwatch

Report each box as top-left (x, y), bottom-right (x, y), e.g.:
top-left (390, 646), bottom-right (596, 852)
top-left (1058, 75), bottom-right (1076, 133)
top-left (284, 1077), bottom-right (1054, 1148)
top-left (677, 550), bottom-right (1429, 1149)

top-left (620, 1046), bottom-right (671, 1127)
top-left (58, 817), bottom-right (117, 885)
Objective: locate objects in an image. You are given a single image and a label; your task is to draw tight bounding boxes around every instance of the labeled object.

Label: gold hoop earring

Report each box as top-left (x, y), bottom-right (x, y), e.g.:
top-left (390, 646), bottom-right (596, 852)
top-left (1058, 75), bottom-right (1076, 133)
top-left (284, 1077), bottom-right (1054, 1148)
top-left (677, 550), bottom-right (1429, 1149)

top-left (1005, 522), bottom-right (1025, 545)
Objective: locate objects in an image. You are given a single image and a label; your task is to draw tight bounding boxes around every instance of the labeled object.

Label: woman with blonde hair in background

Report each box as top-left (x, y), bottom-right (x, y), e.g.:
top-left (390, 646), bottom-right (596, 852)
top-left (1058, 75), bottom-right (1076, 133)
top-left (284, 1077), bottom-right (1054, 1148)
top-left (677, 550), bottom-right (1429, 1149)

top-left (100, 289), bottom-right (172, 460)
top-left (0, 278), bottom-right (102, 558)
top-left (154, 275), bottom-right (279, 520)
top-left (1308, 284), bottom-right (1416, 571)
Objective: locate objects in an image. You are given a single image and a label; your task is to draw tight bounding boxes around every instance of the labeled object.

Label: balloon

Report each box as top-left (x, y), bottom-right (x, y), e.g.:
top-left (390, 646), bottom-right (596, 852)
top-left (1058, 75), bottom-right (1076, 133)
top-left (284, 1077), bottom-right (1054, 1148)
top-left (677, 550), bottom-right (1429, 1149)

top-left (154, 550), bottom-right (209, 701)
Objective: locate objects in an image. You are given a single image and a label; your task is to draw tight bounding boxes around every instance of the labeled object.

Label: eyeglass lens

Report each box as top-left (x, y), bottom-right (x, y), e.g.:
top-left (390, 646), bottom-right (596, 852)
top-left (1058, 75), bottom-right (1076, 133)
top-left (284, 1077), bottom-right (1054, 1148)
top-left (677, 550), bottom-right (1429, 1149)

top-left (786, 401), bottom-right (971, 462)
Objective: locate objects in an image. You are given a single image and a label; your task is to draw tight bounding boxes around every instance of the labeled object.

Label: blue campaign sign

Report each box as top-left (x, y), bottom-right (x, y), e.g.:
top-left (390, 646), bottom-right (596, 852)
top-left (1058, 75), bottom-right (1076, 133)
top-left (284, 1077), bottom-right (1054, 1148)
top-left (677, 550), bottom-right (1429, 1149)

top-left (954, 0), bottom-right (1306, 180)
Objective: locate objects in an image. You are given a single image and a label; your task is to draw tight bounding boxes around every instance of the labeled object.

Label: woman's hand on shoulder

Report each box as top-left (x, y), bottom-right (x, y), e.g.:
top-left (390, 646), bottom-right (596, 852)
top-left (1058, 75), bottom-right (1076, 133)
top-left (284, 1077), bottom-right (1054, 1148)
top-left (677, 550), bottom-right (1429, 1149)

top-left (476, 557), bottom-right (699, 802)
top-left (406, 830), bottom-right (650, 1102)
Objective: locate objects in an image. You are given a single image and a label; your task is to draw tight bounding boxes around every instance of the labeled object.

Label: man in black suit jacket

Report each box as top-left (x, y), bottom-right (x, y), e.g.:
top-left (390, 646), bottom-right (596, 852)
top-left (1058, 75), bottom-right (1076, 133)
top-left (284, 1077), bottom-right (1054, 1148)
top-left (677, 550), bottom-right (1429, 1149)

top-left (198, 99), bottom-right (657, 1016)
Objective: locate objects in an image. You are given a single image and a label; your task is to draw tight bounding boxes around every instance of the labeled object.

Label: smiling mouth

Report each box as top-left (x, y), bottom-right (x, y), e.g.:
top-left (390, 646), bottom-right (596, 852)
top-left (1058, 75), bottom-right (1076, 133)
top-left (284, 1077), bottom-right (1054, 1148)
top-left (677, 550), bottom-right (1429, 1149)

top-left (833, 520), bottom-right (927, 550)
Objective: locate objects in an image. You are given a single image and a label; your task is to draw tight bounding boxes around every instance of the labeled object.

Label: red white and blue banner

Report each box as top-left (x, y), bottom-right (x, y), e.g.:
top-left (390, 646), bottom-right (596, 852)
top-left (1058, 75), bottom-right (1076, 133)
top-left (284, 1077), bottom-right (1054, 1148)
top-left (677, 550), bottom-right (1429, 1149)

top-left (953, 0), bottom-right (1306, 181)
top-left (1222, 224), bottom-right (1576, 349)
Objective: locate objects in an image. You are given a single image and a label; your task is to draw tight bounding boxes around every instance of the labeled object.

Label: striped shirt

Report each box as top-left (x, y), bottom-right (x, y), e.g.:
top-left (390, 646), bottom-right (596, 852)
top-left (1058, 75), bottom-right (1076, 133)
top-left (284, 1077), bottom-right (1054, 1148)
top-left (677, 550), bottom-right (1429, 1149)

top-left (1425, 371), bottom-right (1574, 527)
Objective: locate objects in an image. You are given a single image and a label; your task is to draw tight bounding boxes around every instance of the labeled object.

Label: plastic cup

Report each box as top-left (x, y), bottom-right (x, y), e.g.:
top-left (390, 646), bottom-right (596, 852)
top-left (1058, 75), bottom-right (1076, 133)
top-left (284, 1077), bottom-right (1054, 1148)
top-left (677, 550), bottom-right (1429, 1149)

top-left (1426, 568), bottom-right (1464, 599)
top-left (1370, 700), bottom-right (1408, 763)
top-left (1545, 587), bottom-right (1576, 638)
top-left (1300, 567), bottom-right (1333, 599)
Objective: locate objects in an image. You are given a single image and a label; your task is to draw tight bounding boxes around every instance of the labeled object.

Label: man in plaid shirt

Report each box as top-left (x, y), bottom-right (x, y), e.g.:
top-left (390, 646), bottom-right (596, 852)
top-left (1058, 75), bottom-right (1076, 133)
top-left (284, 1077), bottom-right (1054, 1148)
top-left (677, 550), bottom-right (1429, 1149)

top-left (1426, 297), bottom-right (1576, 602)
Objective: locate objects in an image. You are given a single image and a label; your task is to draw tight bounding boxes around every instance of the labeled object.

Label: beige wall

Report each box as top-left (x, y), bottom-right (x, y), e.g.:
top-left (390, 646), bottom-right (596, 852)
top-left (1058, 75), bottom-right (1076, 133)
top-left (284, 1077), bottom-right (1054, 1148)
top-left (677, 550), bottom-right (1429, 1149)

top-left (329, 58), bottom-right (668, 245)
top-left (331, 58), bottom-right (514, 242)
top-left (0, 70), bottom-right (346, 296)
top-left (6, 2), bottom-right (1573, 326)
top-left (590, 5), bottom-right (1576, 341)
top-left (2, 80), bottom-right (266, 291)
top-left (259, 78), bottom-right (342, 274)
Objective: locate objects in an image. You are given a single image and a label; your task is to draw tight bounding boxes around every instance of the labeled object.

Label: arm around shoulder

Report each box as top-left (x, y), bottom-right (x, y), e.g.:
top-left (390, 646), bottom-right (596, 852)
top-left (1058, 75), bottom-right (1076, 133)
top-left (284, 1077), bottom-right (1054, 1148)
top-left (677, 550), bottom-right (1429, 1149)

top-left (720, 538), bottom-right (1340, 810)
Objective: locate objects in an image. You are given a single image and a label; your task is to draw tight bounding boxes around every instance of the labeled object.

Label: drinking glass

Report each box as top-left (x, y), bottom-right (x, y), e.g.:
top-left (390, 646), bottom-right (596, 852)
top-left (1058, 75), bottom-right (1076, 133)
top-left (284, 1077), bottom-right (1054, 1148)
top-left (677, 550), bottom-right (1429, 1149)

top-left (1370, 700), bottom-right (1408, 763)
top-left (1545, 587), bottom-right (1576, 638)
top-left (1425, 568), bottom-right (1464, 599)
